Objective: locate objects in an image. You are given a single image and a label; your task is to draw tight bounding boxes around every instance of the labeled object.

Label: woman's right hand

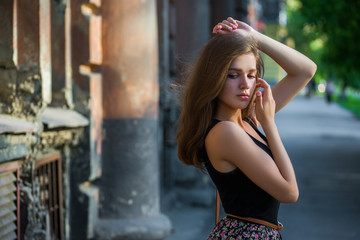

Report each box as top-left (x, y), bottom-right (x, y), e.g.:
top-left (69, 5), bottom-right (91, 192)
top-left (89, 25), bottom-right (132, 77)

top-left (255, 78), bottom-right (276, 126)
top-left (212, 17), bottom-right (255, 38)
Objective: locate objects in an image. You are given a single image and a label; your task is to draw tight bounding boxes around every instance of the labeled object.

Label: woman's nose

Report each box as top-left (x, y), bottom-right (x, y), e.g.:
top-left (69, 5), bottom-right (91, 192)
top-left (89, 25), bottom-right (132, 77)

top-left (238, 75), bottom-right (250, 89)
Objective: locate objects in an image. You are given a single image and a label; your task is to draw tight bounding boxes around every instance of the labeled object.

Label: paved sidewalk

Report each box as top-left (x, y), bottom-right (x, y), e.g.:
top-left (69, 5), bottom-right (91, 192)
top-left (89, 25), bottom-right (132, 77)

top-left (277, 97), bottom-right (360, 239)
top-left (165, 96), bottom-right (360, 240)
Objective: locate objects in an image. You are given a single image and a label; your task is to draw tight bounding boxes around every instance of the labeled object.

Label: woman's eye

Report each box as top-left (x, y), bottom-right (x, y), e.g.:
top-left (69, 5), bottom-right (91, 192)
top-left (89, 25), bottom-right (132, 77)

top-left (228, 74), bottom-right (238, 79)
top-left (248, 75), bottom-right (256, 79)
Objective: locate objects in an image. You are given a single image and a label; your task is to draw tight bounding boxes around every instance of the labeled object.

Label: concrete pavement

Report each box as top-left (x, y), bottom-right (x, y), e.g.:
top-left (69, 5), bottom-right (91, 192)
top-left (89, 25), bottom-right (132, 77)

top-left (165, 96), bottom-right (360, 240)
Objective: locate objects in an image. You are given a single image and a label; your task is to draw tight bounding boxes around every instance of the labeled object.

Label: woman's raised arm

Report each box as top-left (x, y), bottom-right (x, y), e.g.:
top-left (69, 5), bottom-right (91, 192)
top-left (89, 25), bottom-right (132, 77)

top-left (250, 25), bottom-right (317, 112)
top-left (214, 17), bottom-right (317, 112)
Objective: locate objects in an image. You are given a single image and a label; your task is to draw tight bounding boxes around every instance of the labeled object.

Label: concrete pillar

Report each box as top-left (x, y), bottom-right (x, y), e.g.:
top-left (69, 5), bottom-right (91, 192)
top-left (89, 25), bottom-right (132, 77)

top-left (95, 0), bottom-right (171, 239)
top-left (210, 0), bottom-right (249, 27)
top-left (173, 0), bottom-right (211, 184)
top-left (236, 0), bottom-right (249, 22)
top-left (156, 0), bottom-right (175, 194)
top-left (176, 0), bottom-right (211, 64)
top-left (210, 0), bottom-right (236, 28)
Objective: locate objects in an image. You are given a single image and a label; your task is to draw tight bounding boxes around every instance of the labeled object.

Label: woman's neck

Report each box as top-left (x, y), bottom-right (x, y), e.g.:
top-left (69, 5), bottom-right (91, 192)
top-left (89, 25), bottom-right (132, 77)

top-left (214, 107), bottom-right (244, 127)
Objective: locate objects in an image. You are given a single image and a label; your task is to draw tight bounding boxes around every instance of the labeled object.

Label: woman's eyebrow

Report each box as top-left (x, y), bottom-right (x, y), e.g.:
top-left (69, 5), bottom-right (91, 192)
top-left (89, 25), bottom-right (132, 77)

top-left (228, 68), bottom-right (257, 72)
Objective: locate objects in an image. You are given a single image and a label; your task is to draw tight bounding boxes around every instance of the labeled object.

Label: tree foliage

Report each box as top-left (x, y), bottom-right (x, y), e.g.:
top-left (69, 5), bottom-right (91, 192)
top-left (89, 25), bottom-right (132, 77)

top-left (287, 0), bottom-right (360, 89)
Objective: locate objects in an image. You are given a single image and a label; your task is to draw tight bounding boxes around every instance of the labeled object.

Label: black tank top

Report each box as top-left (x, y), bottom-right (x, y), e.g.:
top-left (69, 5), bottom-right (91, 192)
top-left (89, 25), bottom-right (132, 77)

top-left (202, 118), bottom-right (280, 225)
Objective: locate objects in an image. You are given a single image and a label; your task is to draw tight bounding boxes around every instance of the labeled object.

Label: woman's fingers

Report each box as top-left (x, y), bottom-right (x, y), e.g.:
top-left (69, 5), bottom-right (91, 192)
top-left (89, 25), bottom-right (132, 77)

top-left (255, 91), bottom-right (264, 122)
top-left (213, 18), bottom-right (238, 34)
top-left (255, 91), bottom-right (263, 109)
top-left (255, 79), bottom-right (276, 123)
top-left (256, 78), bottom-right (273, 98)
top-left (212, 17), bottom-right (254, 35)
top-left (227, 17), bottom-right (237, 26)
top-left (257, 78), bottom-right (270, 89)
top-left (218, 22), bottom-right (236, 30)
top-left (222, 19), bottom-right (237, 29)
top-left (213, 23), bottom-right (232, 33)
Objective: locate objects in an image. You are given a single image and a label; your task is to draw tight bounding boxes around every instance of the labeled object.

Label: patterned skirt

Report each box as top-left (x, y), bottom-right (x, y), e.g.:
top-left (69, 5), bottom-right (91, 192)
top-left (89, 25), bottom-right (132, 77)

top-left (207, 216), bottom-right (282, 240)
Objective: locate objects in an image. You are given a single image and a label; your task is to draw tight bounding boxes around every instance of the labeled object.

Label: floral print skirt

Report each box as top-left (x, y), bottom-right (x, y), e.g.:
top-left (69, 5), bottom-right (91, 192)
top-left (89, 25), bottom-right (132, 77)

top-left (207, 216), bottom-right (282, 240)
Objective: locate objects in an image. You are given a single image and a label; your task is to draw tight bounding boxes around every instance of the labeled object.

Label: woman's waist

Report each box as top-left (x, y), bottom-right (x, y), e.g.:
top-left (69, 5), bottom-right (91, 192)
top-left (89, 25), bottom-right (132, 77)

top-left (222, 198), bottom-right (280, 225)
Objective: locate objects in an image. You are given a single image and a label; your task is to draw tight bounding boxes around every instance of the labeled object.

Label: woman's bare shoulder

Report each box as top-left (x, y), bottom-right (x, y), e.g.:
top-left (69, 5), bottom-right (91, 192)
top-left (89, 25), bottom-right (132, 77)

top-left (205, 121), bottom-right (250, 171)
top-left (206, 121), bottom-right (248, 145)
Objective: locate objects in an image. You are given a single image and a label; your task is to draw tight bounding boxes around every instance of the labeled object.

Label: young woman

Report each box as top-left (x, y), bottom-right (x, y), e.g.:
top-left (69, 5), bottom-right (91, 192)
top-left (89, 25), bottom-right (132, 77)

top-left (176, 17), bottom-right (317, 239)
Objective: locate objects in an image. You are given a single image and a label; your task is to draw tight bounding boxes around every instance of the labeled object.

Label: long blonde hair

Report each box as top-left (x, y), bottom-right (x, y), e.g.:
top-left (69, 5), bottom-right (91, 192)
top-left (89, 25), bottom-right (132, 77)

top-left (176, 33), bottom-right (264, 169)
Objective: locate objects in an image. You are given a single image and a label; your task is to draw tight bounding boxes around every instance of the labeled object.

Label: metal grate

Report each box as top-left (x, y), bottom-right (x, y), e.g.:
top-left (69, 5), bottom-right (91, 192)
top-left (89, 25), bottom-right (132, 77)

top-left (34, 152), bottom-right (64, 240)
top-left (0, 161), bottom-right (20, 240)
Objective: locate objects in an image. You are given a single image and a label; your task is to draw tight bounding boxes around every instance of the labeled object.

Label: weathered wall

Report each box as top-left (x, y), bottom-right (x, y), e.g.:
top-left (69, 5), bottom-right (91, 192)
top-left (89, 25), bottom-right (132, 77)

top-left (0, 1), bottom-right (91, 239)
top-left (0, 0), bottom-right (43, 119)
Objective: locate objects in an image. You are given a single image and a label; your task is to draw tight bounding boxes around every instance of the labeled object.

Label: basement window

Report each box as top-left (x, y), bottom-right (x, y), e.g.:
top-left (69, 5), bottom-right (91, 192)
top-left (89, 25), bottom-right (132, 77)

top-left (34, 152), bottom-right (64, 240)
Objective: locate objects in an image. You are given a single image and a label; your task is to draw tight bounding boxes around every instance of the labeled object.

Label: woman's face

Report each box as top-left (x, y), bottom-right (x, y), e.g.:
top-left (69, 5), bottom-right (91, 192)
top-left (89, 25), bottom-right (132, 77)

top-left (217, 53), bottom-right (257, 111)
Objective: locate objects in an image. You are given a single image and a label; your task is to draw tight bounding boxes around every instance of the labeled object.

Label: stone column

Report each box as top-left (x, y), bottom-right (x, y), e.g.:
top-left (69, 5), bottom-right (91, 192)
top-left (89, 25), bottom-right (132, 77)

top-left (173, 0), bottom-right (211, 184)
top-left (236, 0), bottom-right (249, 22)
top-left (176, 0), bottom-right (211, 64)
top-left (210, 0), bottom-right (236, 28)
top-left (95, 0), bottom-right (171, 239)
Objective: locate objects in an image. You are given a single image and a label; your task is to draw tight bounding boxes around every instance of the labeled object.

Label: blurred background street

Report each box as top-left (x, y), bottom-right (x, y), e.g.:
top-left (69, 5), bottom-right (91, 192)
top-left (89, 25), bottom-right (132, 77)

top-left (1, 0), bottom-right (359, 239)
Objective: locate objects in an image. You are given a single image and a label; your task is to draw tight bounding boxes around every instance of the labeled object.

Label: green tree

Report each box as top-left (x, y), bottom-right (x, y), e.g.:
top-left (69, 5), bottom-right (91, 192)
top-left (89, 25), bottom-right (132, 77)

top-left (287, 0), bottom-right (360, 93)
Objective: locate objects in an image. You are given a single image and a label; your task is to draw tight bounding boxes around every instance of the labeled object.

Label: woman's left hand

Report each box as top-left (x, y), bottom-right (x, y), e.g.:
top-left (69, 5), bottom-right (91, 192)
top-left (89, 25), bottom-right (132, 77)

top-left (254, 78), bottom-right (276, 126)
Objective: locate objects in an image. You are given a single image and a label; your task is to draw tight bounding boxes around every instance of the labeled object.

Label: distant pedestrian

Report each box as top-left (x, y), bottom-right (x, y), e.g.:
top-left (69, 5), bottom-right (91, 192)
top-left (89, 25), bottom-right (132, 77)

top-left (325, 79), bottom-right (335, 104)
top-left (176, 17), bottom-right (317, 239)
top-left (306, 79), bottom-right (316, 98)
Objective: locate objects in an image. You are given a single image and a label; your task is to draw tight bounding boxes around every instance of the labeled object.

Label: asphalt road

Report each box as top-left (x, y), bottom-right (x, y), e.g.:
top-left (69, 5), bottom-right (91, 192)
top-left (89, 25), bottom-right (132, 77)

top-left (166, 96), bottom-right (360, 240)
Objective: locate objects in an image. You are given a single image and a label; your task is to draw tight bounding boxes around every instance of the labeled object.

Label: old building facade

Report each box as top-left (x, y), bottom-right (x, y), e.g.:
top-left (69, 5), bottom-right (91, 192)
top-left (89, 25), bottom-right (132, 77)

top-left (0, 0), bottom-right (283, 239)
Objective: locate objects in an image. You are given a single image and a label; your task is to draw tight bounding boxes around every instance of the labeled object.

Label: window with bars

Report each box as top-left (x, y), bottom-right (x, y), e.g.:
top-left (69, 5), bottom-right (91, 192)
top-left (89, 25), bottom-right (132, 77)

top-left (34, 152), bottom-right (64, 240)
top-left (0, 161), bottom-right (20, 240)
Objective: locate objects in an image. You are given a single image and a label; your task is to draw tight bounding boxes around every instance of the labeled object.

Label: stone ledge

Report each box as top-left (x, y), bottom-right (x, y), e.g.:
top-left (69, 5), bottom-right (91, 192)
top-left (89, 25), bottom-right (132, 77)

top-left (41, 107), bottom-right (89, 129)
top-left (0, 114), bottom-right (38, 134)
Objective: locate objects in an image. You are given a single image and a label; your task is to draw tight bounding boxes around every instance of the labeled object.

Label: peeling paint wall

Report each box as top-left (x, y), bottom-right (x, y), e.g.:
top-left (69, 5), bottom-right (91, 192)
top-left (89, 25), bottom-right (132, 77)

top-left (0, 0), bottom-right (43, 119)
top-left (0, 46), bottom-right (17, 115)
top-left (40, 128), bottom-right (84, 150)
top-left (0, 60), bottom-right (42, 119)
top-left (14, 69), bottom-right (42, 118)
